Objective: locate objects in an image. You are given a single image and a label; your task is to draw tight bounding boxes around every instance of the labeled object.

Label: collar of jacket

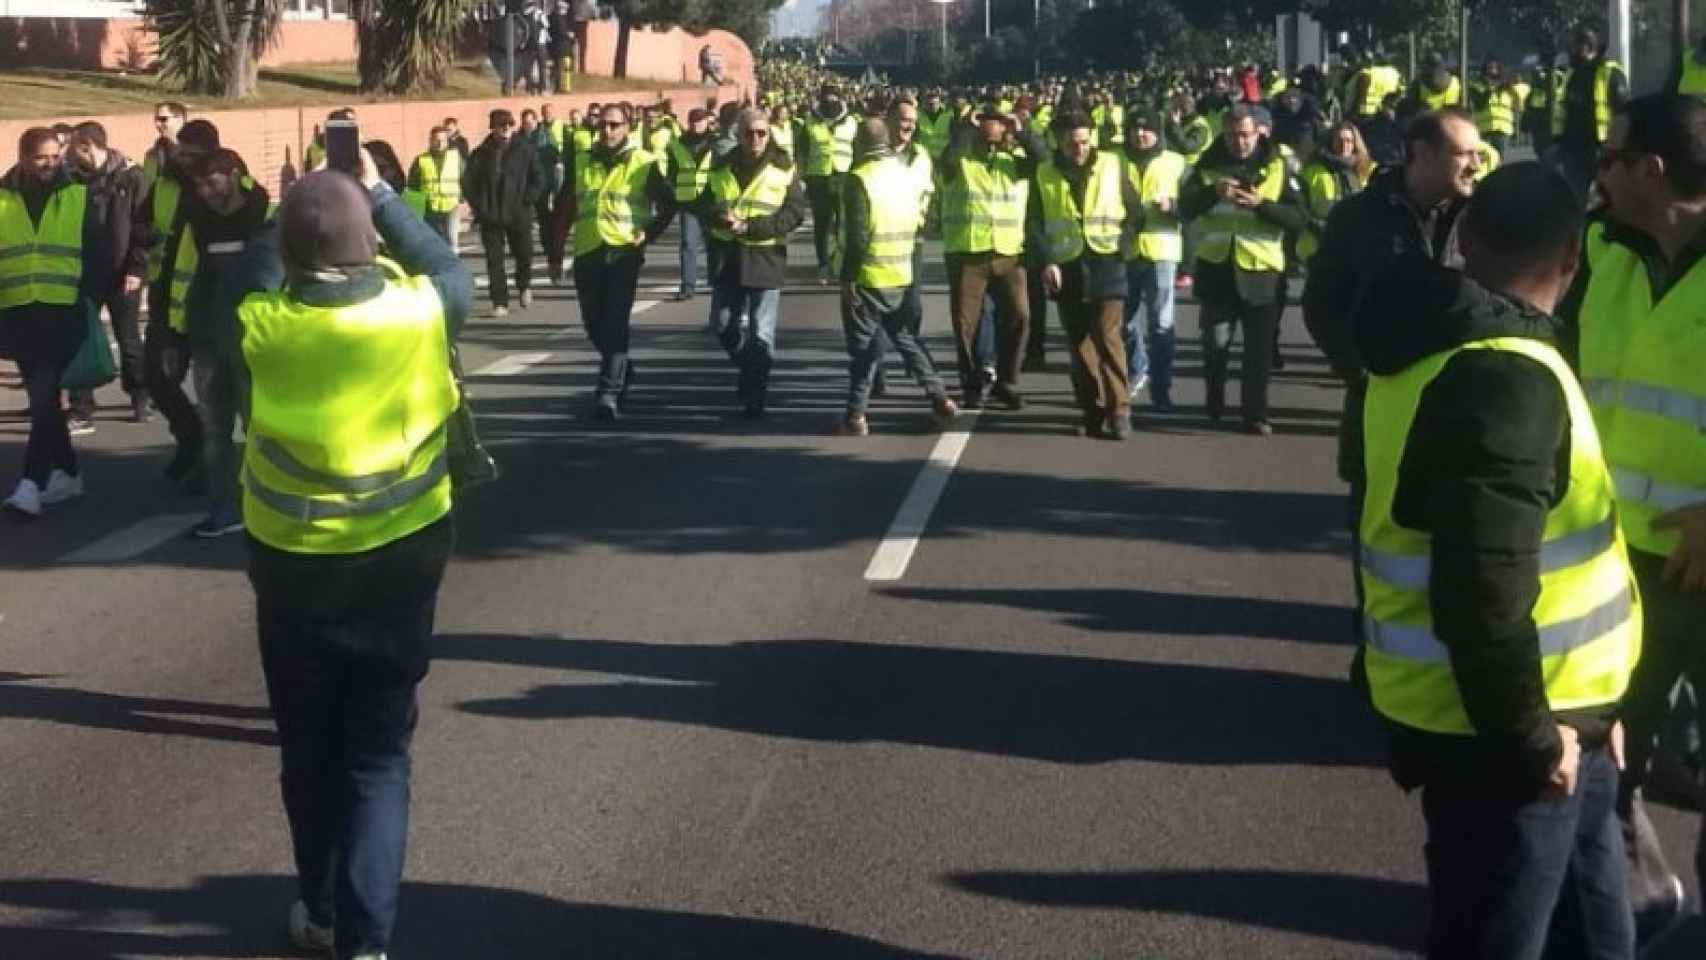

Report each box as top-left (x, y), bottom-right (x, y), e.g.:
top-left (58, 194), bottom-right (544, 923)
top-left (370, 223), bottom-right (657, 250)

top-left (591, 140), bottom-right (638, 164)
top-left (1199, 134), bottom-right (1277, 173)
top-left (1595, 208), bottom-right (1706, 291)
top-left (0, 164), bottom-right (72, 195)
top-left (286, 264), bottom-right (386, 308)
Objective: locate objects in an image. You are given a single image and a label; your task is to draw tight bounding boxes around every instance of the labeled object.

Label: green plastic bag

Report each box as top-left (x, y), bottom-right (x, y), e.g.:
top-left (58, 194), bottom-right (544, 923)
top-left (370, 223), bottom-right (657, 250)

top-left (61, 298), bottom-right (116, 391)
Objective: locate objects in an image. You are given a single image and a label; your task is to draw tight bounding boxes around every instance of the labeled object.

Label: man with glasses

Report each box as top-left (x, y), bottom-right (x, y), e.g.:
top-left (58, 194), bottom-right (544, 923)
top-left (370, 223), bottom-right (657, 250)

top-left (1562, 93), bottom-right (1706, 948)
top-left (559, 103), bottom-right (676, 420)
top-left (143, 102), bottom-right (187, 193)
top-left (690, 108), bottom-right (807, 418)
top-left (461, 108), bottom-right (546, 317)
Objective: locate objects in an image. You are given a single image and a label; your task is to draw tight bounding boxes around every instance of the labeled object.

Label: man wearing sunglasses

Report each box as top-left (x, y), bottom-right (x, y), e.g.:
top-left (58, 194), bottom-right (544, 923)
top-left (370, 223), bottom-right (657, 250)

top-left (556, 103), bottom-right (676, 421)
top-left (142, 102), bottom-right (187, 195)
top-left (461, 108), bottom-right (547, 318)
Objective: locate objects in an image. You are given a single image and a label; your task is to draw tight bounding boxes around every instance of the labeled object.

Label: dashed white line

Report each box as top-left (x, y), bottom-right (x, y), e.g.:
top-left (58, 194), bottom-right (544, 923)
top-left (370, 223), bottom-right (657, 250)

top-left (862, 411), bottom-right (982, 582)
top-left (469, 352), bottom-right (553, 377)
top-left (58, 513), bottom-right (205, 565)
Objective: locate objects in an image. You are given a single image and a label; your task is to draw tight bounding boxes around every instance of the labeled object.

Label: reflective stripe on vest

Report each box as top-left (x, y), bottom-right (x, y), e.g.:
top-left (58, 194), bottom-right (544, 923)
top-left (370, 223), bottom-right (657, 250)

top-left (1125, 150), bottom-right (1184, 262)
top-left (1418, 76), bottom-right (1461, 112)
top-left (669, 139), bottom-right (713, 203)
top-left (238, 276), bottom-right (457, 555)
top-left (0, 184), bottom-right (87, 310)
top-left (940, 151), bottom-right (1028, 256)
top-left (1360, 336), bottom-right (1640, 735)
top-left (1036, 152), bottom-right (1126, 265)
top-left (1359, 65), bottom-right (1401, 115)
top-left (1578, 220), bottom-right (1706, 555)
top-left (1555, 60), bottom-right (1621, 141)
top-left (146, 178), bottom-right (182, 282)
top-left (1296, 162), bottom-right (1342, 261)
top-left (1194, 152), bottom-right (1286, 273)
top-left (167, 224), bottom-right (198, 334)
top-left (705, 161), bottom-right (792, 248)
top-left (804, 117), bottom-right (856, 176)
top-left (414, 151), bottom-right (463, 214)
top-left (572, 145), bottom-right (656, 256)
top-left (837, 156), bottom-right (920, 289)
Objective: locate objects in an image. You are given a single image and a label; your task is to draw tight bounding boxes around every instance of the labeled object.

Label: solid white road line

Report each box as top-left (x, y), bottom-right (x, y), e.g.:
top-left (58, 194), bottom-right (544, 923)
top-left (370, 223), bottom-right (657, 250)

top-left (58, 513), bottom-right (205, 565)
top-left (862, 411), bottom-right (982, 582)
top-left (469, 352), bottom-right (553, 377)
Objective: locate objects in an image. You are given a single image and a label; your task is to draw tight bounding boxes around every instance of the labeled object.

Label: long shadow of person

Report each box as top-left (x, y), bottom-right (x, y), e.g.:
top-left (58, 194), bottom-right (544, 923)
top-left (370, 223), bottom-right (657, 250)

top-left (0, 672), bottom-right (276, 746)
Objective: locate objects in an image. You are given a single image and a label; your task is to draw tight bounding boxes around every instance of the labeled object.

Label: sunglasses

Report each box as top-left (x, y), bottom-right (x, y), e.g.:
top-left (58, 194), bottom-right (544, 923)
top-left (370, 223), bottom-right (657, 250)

top-left (744, 129), bottom-right (770, 139)
top-left (602, 120), bottom-right (628, 129)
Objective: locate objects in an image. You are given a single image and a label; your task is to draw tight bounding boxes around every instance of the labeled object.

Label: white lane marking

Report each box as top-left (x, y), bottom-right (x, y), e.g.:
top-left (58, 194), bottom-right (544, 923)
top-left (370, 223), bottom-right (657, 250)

top-left (863, 410), bottom-right (982, 582)
top-left (469, 352), bottom-right (552, 377)
top-left (59, 513), bottom-right (205, 564)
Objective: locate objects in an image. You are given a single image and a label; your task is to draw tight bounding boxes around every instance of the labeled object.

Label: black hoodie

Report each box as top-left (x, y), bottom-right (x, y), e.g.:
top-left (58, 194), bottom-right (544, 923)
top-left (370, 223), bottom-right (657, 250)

top-left (1353, 256), bottom-right (1615, 798)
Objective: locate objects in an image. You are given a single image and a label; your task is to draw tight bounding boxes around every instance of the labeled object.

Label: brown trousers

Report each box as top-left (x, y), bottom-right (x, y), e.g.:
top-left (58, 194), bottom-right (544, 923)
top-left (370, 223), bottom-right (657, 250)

top-left (946, 252), bottom-right (1031, 393)
top-left (1061, 298), bottom-right (1129, 419)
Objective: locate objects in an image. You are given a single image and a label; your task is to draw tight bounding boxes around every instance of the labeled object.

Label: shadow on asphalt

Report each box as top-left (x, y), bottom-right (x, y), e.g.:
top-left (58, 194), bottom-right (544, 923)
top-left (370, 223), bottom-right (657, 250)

top-left (439, 635), bottom-right (1383, 767)
top-left (942, 867), bottom-right (1425, 953)
top-left (0, 672), bottom-right (276, 746)
top-left (879, 587), bottom-right (1353, 645)
top-left (0, 874), bottom-right (958, 959)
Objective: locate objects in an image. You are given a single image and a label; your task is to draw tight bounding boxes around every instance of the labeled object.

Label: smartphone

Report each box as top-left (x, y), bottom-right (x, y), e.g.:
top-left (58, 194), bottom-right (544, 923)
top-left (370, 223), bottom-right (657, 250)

top-left (325, 119), bottom-right (360, 174)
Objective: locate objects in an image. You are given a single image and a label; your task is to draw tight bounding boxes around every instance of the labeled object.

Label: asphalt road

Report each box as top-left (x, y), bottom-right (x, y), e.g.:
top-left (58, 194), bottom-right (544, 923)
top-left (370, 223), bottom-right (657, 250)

top-left (1, 225), bottom-right (1700, 960)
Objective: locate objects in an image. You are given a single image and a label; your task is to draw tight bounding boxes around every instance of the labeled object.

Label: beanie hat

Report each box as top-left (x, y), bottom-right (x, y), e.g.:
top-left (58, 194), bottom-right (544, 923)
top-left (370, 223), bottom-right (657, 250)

top-left (279, 170), bottom-right (376, 274)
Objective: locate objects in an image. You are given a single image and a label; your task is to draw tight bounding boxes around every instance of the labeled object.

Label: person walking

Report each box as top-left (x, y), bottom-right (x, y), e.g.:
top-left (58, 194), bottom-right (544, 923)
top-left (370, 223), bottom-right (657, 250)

top-left (0, 127), bottom-right (110, 517)
top-left (523, 108), bottom-right (566, 285)
top-left (1473, 58), bottom-right (1520, 158)
top-left (1178, 104), bottom-right (1307, 435)
top-left (462, 109), bottom-right (546, 317)
top-left (1121, 108), bottom-right (1185, 413)
top-left (833, 117), bottom-right (957, 436)
top-left (239, 157), bottom-right (470, 960)
top-left (1356, 161), bottom-right (1638, 960)
top-left (1553, 24), bottom-right (1628, 199)
top-left (939, 99), bottom-right (1044, 410)
top-left (64, 122), bottom-right (151, 428)
top-left (690, 107), bottom-right (807, 418)
top-left (559, 102), bottom-right (675, 420)
top-left (799, 88), bottom-right (856, 283)
top-left (406, 127), bottom-right (464, 247)
top-left (868, 95), bottom-right (937, 399)
top-left (1564, 93), bottom-right (1706, 946)
top-left (666, 108), bottom-right (716, 302)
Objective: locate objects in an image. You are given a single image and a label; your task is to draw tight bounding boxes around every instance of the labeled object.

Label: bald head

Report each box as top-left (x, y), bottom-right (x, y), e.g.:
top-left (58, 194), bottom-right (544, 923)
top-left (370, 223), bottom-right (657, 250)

top-left (853, 117), bottom-right (891, 157)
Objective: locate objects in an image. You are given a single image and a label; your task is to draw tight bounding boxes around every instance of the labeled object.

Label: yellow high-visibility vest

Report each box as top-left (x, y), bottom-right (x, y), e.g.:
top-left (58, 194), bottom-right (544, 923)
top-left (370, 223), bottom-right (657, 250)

top-left (238, 275), bottom-right (458, 555)
top-left (1479, 85), bottom-right (1520, 136)
top-left (835, 156), bottom-right (920, 289)
top-left (413, 151), bottom-right (463, 214)
top-left (0, 183), bottom-right (86, 310)
top-left (1361, 335), bottom-right (1640, 735)
top-left (1681, 54), bottom-right (1706, 95)
top-left (571, 144), bottom-right (657, 257)
top-left (668, 139), bottom-right (713, 204)
top-left (146, 176), bottom-right (182, 283)
top-left (166, 223), bottom-right (198, 333)
top-left (916, 108), bottom-right (954, 160)
top-left (1194, 152), bottom-right (1286, 273)
top-left (1035, 152), bottom-right (1126, 264)
top-left (1555, 60), bottom-right (1623, 142)
top-left (1578, 220), bottom-right (1706, 557)
top-left (1296, 160), bottom-right (1351, 262)
top-left (1125, 150), bottom-right (1184, 263)
top-left (804, 116), bottom-right (856, 177)
top-left (771, 122), bottom-right (795, 160)
top-left (704, 160), bottom-right (792, 248)
top-left (1419, 75), bottom-right (1462, 112)
top-left (940, 150), bottom-right (1028, 256)
top-left (1358, 64), bottom-right (1403, 116)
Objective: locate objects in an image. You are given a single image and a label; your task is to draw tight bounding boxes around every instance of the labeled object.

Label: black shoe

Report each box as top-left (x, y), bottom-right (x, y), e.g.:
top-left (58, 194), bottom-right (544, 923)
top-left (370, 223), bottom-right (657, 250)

top-left (164, 445), bottom-right (199, 482)
top-left (960, 388), bottom-right (984, 410)
top-left (673, 290), bottom-right (693, 302)
top-left (1635, 874), bottom-right (1687, 950)
top-left (990, 383), bottom-right (1025, 410)
top-left (1076, 414), bottom-right (1105, 438)
top-left (593, 396), bottom-right (619, 421)
top-left (1243, 419), bottom-right (1274, 436)
top-left (1021, 353), bottom-right (1045, 373)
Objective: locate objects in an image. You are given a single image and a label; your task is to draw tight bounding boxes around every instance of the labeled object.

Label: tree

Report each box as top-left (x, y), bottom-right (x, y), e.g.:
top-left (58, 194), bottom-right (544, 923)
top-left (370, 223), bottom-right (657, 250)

top-left (352, 0), bottom-right (476, 94)
top-left (143, 0), bottom-right (282, 99)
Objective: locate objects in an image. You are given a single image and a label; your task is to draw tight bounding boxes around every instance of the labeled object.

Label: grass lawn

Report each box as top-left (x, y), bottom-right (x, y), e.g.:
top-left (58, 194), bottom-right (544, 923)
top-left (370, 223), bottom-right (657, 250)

top-left (0, 62), bottom-right (674, 122)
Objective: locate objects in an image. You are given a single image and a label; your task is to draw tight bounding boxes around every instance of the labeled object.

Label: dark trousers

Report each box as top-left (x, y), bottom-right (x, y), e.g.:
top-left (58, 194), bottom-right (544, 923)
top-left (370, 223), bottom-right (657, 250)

top-left (143, 314), bottom-right (199, 454)
top-left (534, 201), bottom-right (563, 279)
top-left (946, 252), bottom-right (1030, 395)
top-left (1060, 297), bottom-right (1129, 420)
top-left (249, 516), bottom-right (452, 960)
top-left (573, 247), bottom-right (643, 398)
top-left (1201, 296), bottom-right (1278, 423)
top-left (843, 286), bottom-right (944, 415)
top-left (69, 284), bottom-right (145, 415)
top-left (8, 307), bottom-right (84, 486)
top-left (423, 212), bottom-right (453, 248)
top-left (805, 175), bottom-right (838, 270)
top-left (1024, 261), bottom-right (1050, 360)
top-left (1421, 746), bottom-right (1633, 960)
top-left (480, 222), bottom-right (533, 307)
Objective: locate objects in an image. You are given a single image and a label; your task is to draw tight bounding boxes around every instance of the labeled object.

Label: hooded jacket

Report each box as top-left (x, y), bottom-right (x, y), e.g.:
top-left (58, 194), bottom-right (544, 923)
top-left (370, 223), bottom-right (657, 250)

top-left (1352, 256), bottom-right (1613, 797)
top-left (180, 176), bottom-right (278, 353)
top-left (74, 148), bottom-right (152, 282)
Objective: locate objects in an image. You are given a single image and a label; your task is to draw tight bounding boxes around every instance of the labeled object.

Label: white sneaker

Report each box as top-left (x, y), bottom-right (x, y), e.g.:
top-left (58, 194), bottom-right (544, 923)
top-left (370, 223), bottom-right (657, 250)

top-left (41, 469), bottom-right (83, 505)
top-left (3, 478), bottom-right (42, 517)
top-left (286, 900), bottom-right (335, 956)
top-left (350, 954), bottom-right (387, 960)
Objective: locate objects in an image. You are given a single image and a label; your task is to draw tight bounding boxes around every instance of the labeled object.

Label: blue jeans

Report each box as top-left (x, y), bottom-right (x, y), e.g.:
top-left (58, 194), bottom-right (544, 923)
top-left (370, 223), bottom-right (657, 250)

top-left (678, 212), bottom-right (704, 296)
top-left (1123, 258), bottom-right (1177, 399)
top-left (1420, 746), bottom-right (1634, 960)
top-left (250, 518), bottom-right (450, 960)
top-left (714, 285), bottom-right (781, 404)
top-left (191, 343), bottom-right (246, 524)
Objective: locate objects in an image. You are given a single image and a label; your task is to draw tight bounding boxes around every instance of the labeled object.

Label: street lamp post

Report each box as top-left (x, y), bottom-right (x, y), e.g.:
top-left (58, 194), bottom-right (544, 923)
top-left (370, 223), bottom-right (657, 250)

top-left (930, 0), bottom-right (953, 59)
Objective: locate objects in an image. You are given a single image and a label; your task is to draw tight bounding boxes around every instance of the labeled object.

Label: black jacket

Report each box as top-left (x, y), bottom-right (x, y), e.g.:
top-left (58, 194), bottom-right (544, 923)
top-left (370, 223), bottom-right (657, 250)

top-left (1177, 134), bottom-right (1308, 306)
top-left (1353, 257), bottom-right (1613, 798)
top-left (461, 133), bottom-right (547, 229)
top-left (75, 149), bottom-right (152, 282)
top-left (179, 177), bottom-right (277, 352)
top-left (1302, 164), bottom-right (1468, 481)
top-left (690, 143), bottom-right (808, 291)
top-left (1560, 55), bottom-right (1629, 148)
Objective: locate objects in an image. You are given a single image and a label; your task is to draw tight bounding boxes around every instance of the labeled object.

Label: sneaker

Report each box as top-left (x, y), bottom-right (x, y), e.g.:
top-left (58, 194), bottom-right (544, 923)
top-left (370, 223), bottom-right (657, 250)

top-left (930, 395), bottom-right (960, 426)
top-left (492, 304), bottom-right (509, 319)
top-left (673, 290), bottom-right (693, 302)
top-left (593, 395), bottom-right (619, 421)
top-left (836, 413), bottom-right (869, 436)
top-left (286, 900), bottom-right (335, 956)
top-left (981, 365), bottom-right (998, 389)
top-left (3, 479), bottom-right (43, 518)
top-left (192, 515), bottom-right (244, 539)
top-left (130, 393), bottom-right (153, 423)
top-left (67, 416), bottom-right (95, 437)
top-left (519, 289), bottom-right (533, 310)
top-left (1243, 419), bottom-right (1274, 437)
top-left (350, 954), bottom-right (387, 960)
top-left (817, 265), bottom-right (833, 286)
top-left (41, 469), bottom-right (83, 505)
top-left (1106, 413), bottom-right (1131, 441)
top-left (1636, 874), bottom-right (1687, 950)
top-left (990, 383), bottom-right (1025, 411)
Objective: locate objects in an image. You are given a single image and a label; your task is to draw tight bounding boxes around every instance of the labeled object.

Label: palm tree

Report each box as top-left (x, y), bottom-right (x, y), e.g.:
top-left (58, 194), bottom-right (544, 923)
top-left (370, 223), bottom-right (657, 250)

top-left (353, 0), bottom-right (477, 95)
top-left (145, 0), bottom-right (282, 99)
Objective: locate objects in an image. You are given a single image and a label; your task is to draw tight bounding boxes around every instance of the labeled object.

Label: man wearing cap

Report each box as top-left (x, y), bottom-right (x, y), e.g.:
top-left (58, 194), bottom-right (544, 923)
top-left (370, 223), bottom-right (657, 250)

top-left (237, 153), bottom-right (471, 960)
top-left (1122, 107), bottom-right (1186, 412)
top-left (461, 108), bottom-right (547, 317)
top-left (178, 146), bottom-right (277, 538)
top-left (667, 108), bottom-right (717, 302)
